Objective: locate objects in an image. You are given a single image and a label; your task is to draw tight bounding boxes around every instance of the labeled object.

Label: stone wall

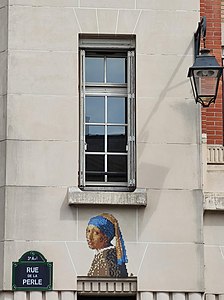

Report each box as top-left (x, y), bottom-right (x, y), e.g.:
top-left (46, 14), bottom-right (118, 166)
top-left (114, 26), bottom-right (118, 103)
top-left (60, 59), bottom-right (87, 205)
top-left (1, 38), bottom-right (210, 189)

top-left (1, 0), bottom-right (202, 293)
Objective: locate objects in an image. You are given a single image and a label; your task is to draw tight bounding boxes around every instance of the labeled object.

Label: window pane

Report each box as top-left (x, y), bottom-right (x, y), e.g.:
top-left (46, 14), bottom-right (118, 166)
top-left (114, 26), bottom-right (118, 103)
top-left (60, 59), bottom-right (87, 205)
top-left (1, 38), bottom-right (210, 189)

top-left (85, 57), bottom-right (104, 82)
top-left (86, 125), bottom-right (104, 152)
top-left (107, 155), bottom-right (127, 182)
top-left (108, 126), bottom-right (127, 152)
top-left (85, 96), bottom-right (105, 123)
top-left (86, 155), bottom-right (105, 182)
top-left (106, 57), bottom-right (126, 83)
top-left (108, 97), bottom-right (127, 124)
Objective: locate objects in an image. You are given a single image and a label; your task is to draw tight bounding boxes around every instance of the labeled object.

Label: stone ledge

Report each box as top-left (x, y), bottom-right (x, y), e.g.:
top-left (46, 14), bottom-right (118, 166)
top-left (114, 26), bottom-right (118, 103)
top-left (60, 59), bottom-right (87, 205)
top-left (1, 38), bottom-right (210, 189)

top-left (204, 192), bottom-right (224, 210)
top-left (77, 276), bottom-right (137, 295)
top-left (68, 187), bottom-right (147, 206)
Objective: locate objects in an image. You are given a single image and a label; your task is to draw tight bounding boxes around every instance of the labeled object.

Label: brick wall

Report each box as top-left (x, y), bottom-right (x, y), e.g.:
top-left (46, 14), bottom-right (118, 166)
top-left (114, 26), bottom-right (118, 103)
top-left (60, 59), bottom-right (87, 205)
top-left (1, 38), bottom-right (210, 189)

top-left (200, 0), bottom-right (223, 145)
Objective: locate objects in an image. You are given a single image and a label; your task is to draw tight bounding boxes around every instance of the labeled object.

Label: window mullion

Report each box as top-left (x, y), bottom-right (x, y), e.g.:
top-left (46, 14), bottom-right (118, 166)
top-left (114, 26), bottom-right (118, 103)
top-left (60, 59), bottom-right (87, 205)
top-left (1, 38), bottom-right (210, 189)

top-left (105, 96), bottom-right (108, 183)
top-left (104, 56), bottom-right (107, 83)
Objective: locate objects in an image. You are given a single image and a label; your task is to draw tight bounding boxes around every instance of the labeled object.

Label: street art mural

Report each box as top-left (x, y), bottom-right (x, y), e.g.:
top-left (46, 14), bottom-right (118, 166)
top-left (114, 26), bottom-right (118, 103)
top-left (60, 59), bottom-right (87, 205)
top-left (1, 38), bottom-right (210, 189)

top-left (86, 213), bottom-right (128, 277)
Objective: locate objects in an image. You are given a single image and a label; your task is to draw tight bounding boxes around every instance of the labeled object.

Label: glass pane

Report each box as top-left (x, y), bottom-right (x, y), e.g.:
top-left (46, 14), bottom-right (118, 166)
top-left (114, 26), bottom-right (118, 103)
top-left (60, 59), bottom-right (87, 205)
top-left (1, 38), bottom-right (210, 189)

top-left (86, 155), bottom-right (105, 182)
top-left (107, 155), bottom-right (127, 182)
top-left (193, 69), bottom-right (219, 96)
top-left (85, 125), bottom-right (104, 152)
top-left (108, 97), bottom-right (127, 124)
top-left (106, 57), bottom-right (126, 83)
top-left (85, 96), bottom-right (105, 123)
top-left (107, 126), bottom-right (127, 153)
top-left (85, 57), bottom-right (104, 82)
top-left (199, 77), bottom-right (217, 95)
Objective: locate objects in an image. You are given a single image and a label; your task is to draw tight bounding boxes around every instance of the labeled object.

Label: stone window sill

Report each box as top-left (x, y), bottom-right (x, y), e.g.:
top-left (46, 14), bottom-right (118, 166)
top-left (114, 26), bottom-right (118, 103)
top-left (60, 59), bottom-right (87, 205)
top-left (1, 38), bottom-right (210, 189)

top-left (68, 187), bottom-right (147, 206)
top-left (204, 192), bottom-right (224, 210)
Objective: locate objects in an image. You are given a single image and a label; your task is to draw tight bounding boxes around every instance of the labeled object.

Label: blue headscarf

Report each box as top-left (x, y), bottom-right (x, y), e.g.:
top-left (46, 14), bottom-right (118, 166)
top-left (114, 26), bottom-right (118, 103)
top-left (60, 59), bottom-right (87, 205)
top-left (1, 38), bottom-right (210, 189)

top-left (88, 214), bottom-right (128, 265)
top-left (88, 215), bottom-right (115, 241)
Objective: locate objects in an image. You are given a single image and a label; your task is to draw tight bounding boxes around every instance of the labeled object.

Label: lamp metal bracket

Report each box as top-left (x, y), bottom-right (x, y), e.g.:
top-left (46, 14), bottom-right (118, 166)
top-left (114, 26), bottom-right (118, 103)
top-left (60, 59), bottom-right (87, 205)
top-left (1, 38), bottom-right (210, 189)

top-left (194, 16), bottom-right (206, 59)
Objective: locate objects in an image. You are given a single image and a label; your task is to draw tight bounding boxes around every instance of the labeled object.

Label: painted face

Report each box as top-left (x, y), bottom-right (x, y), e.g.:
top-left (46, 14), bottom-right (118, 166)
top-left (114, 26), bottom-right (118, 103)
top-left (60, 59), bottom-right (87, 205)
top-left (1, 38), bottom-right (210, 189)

top-left (86, 225), bottom-right (109, 250)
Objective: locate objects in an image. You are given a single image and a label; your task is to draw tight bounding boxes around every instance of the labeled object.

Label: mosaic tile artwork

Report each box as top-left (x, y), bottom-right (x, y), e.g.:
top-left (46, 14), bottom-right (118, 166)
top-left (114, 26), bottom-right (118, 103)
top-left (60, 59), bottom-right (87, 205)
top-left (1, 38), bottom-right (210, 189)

top-left (86, 213), bottom-right (128, 277)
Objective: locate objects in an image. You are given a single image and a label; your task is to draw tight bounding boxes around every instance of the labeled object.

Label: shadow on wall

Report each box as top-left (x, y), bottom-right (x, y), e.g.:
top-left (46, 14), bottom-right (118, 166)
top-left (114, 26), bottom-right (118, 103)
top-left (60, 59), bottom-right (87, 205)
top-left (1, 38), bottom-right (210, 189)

top-left (137, 40), bottom-right (194, 159)
top-left (137, 162), bottom-right (169, 234)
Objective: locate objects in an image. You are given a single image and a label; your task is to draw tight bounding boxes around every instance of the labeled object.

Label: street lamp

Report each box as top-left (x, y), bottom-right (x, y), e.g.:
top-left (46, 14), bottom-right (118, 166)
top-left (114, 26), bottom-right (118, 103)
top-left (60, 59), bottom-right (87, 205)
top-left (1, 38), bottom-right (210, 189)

top-left (188, 16), bottom-right (223, 107)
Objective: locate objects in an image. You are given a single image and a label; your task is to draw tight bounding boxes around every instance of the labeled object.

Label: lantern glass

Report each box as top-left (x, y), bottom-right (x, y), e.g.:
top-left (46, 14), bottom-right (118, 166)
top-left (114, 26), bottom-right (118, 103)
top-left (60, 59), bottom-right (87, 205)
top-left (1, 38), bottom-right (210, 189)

top-left (190, 67), bottom-right (222, 107)
top-left (188, 48), bottom-right (223, 107)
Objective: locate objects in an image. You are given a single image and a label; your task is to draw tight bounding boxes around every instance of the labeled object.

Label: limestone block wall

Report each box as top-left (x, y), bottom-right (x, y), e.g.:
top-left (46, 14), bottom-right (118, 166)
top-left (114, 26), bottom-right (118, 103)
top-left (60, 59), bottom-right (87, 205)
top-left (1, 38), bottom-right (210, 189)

top-left (0, 0), bottom-right (8, 292)
top-left (203, 167), bottom-right (224, 293)
top-left (204, 211), bottom-right (224, 293)
top-left (1, 0), bottom-right (204, 293)
top-left (202, 141), bottom-right (224, 293)
top-left (202, 0), bottom-right (224, 293)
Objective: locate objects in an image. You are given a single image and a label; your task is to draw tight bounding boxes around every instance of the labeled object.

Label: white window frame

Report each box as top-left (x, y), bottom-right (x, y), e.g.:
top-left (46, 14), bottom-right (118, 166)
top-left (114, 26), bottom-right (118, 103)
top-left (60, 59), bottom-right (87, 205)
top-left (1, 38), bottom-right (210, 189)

top-left (79, 34), bottom-right (136, 191)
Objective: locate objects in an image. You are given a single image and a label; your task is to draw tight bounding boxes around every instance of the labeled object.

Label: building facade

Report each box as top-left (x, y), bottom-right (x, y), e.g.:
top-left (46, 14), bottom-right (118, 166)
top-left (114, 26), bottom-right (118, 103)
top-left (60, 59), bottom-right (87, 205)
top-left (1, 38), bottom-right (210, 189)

top-left (0, 0), bottom-right (223, 300)
top-left (202, 0), bottom-right (224, 295)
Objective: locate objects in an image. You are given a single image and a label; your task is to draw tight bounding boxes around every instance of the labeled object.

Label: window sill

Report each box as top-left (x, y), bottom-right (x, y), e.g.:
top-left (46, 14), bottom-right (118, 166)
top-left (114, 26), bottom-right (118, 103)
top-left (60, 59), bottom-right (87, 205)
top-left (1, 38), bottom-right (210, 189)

top-left (204, 192), bottom-right (224, 210)
top-left (67, 187), bottom-right (147, 206)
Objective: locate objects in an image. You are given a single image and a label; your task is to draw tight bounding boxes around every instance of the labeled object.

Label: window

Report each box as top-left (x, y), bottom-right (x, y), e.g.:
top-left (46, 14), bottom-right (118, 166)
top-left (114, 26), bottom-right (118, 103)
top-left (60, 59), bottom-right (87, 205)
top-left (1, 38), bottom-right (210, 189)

top-left (79, 35), bottom-right (136, 191)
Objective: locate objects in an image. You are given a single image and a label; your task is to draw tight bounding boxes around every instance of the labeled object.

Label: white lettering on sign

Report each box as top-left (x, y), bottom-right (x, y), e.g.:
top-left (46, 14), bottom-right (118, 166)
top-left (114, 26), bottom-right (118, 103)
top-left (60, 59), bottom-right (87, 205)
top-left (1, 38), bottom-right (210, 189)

top-left (22, 279), bottom-right (43, 285)
top-left (26, 267), bottom-right (39, 273)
